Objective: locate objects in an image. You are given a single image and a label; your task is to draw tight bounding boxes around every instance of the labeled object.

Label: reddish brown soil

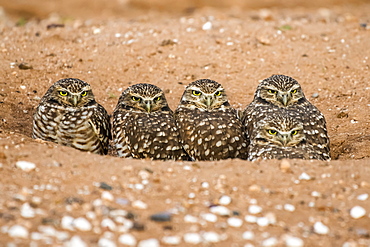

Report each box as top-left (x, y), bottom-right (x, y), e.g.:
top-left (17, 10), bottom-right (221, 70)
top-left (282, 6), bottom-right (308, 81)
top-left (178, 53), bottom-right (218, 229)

top-left (0, 1), bottom-right (370, 246)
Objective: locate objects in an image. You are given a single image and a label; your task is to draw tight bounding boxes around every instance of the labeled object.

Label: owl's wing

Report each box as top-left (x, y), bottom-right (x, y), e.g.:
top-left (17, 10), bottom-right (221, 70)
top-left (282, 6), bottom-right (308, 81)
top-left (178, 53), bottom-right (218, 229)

top-left (89, 104), bottom-right (112, 155)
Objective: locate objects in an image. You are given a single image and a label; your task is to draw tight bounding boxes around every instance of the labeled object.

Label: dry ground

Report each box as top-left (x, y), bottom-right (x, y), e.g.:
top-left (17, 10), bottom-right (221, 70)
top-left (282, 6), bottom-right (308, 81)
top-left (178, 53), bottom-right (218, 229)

top-left (0, 0), bottom-right (370, 246)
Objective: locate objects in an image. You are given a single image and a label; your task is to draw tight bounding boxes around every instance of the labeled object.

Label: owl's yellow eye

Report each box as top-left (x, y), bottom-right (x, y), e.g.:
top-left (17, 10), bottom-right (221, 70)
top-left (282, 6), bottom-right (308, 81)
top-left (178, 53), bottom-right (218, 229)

top-left (291, 89), bottom-right (297, 94)
top-left (291, 130), bottom-right (298, 135)
top-left (131, 96), bottom-right (141, 101)
top-left (81, 91), bottom-right (87, 97)
top-left (192, 90), bottom-right (202, 96)
top-left (154, 96), bottom-right (161, 101)
top-left (214, 91), bottom-right (222, 96)
top-left (268, 89), bottom-right (277, 94)
top-left (268, 129), bottom-right (277, 135)
top-left (59, 91), bottom-right (68, 96)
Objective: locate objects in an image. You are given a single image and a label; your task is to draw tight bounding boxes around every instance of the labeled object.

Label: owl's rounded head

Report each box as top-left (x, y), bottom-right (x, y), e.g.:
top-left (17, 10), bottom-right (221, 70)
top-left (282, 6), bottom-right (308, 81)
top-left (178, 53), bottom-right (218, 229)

top-left (179, 79), bottom-right (230, 111)
top-left (118, 83), bottom-right (170, 113)
top-left (256, 75), bottom-right (305, 107)
top-left (254, 114), bottom-right (306, 147)
top-left (45, 78), bottom-right (95, 107)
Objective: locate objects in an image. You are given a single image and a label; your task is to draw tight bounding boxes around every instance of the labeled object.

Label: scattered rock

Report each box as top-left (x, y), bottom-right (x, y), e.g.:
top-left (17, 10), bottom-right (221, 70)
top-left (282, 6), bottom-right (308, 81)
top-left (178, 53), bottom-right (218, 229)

top-left (218, 195), bottom-right (232, 205)
top-left (248, 205), bottom-right (262, 214)
top-left (162, 235), bottom-right (181, 245)
top-left (210, 205), bottom-right (231, 216)
top-left (150, 212), bottom-right (172, 222)
top-left (18, 63), bottom-right (33, 70)
top-left (314, 221), bottom-right (329, 235)
top-left (202, 21), bottom-right (212, 30)
top-left (138, 238), bottom-right (160, 247)
top-left (203, 231), bottom-right (220, 243)
top-left (262, 237), bottom-right (278, 247)
top-left (184, 233), bottom-right (202, 244)
top-left (227, 217), bottom-right (243, 227)
top-left (8, 225), bottom-right (29, 238)
top-left (16, 161), bottom-right (36, 172)
top-left (350, 206), bottom-right (366, 219)
top-left (73, 217), bottom-right (92, 231)
top-left (99, 182), bottom-right (113, 190)
top-left (242, 231), bottom-right (255, 240)
top-left (118, 234), bottom-right (137, 246)
top-left (285, 236), bottom-right (304, 247)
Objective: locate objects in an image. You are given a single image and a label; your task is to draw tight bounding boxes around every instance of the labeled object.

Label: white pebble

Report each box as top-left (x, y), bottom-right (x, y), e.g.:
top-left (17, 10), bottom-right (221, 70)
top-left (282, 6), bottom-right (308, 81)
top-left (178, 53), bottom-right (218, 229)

top-left (249, 205), bottom-right (262, 214)
top-left (62, 216), bottom-right (75, 231)
top-left (245, 215), bottom-right (257, 223)
top-left (138, 238), bottom-right (160, 247)
top-left (203, 231), bottom-right (220, 243)
top-left (284, 204), bottom-right (296, 212)
top-left (101, 218), bottom-right (117, 231)
top-left (118, 234), bottom-right (136, 246)
top-left (202, 21), bottom-right (212, 30)
top-left (20, 203), bottom-right (35, 218)
top-left (219, 195), bottom-right (232, 205)
top-left (357, 194), bottom-right (368, 201)
top-left (350, 206), bottom-right (366, 219)
top-left (16, 161), bottom-right (36, 172)
top-left (184, 214), bottom-right (198, 223)
top-left (201, 213), bottom-right (217, 222)
top-left (201, 182), bottom-right (209, 188)
top-left (132, 200), bottom-right (148, 209)
top-left (285, 236), bottom-right (304, 247)
top-left (265, 212), bottom-right (277, 225)
top-left (67, 235), bottom-right (88, 247)
top-left (162, 235), bottom-right (181, 245)
top-left (228, 217), bottom-right (243, 227)
top-left (313, 222), bottom-right (329, 235)
top-left (184, 233), bottom-right (202, 244)
top-left (210, 205), bottom-right (231, 216)
top-left (262, 237), bottom-right (278, 247)
top-left (73, 217), bottom-right (92, 231)
top-left (98, 238), bottom-right (117, 247)
top-left (257, 217), bottom-right (269, 227)
top-left (8, 225), bottom-right (29, 238)
top-left (299, 172), bottom-right (311, 180)
top-left (311, 191), bottom-right (321, 197)
top-left (101, 191), bottom-right (114, 201)
top-left (242, 231), bottom-right (255, 240)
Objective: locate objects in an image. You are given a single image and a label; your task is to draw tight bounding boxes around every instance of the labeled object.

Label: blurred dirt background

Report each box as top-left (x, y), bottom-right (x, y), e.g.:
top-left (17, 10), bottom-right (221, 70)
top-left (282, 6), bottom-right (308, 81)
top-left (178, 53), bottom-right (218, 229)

top-left (0, 0), bottom-right (370, 246)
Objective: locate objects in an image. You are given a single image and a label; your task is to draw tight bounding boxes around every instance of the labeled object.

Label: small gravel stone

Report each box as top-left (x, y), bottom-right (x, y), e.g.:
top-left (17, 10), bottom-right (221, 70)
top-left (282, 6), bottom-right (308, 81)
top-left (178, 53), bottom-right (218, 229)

top-left (62, 216), bottom-right (75, 231)
top-left (201, 182), bottom-right (209, 188)
top-left (257, 217), bottom-right (269, 227)
top-left (203, 231), bottom-right (220, 243)
top-left (210, 205), bottom-right (231, 216)
top-left (227, 217), bottom-right (243, 227)
top-left (285, 236), bottom-right (304, 247)
top-left (262, 237), bottom-right (278, 247)
top-left (201, 213), bottom-right (217, 222)
top-left (202, 21), bottom-right (212, 30)
top-left (16, 161), bottom-right (36, 172)
top-left (73, 217), bottom-right (92, 231)
top-left (98, 238), bottom-right (117, 247)
top-left (138, 238), bottom-right (160, 247)
top-left (132, 200), bottom-right (148, 209)
top-left (314, 221), bottom-right (329, 235)
top-left (249, 205), bottom-right (262, 214)
top-left (218, 195), bottom-right (232, 205)
top-left (150, 212), bottom-right (172, 222)
top-left (312, 93), bottom-right (319, 98)
top-left (242, 231), bottom-right (255, 240)
top-left (245, 215), bottom-right (257, 223)
top-left (101, 191), bottom-right (114, 201)
top-left (184, 233), bottom-right (202, 244)
top-left (101, 218), bottom-right (117, 231)
top-left (311, 191), bottom-right (321, 197)
top-left (99, 182), bottom-right (113, 190)
top-left (118, 233), bottom-right (136, 246)
top-left (162, 235), bottom-right (181, 245)
top-left (357, 194), bottom-right (368, 201)
top-left (20, 202), bottom-right (35, 218)
top-left (8, 225), bottom-right (29, 238)
top-left (350, 206), bottom-right (366, 219)
top-left (184, 214), bottom-right (198, 223)
top-left (299, 172), bottom-right (311, 180)
top-left (284, 204), bottom-right (296, 212)
top-left (67, 235), bottom-right (88, 247)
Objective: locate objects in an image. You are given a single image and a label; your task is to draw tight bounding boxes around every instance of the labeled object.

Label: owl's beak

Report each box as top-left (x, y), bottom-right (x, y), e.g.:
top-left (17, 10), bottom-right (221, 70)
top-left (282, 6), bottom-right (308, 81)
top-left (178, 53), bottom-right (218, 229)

top-left (71, 95), bottom-right (79, 106)
top-left (144, 100), bottom-right (152, 113)
top-left (205, 96), bottom-right (214, 107)
top-left (279, 134), bottom-right (290, 146)
top-left (279, 93), bottom-right (290, 106)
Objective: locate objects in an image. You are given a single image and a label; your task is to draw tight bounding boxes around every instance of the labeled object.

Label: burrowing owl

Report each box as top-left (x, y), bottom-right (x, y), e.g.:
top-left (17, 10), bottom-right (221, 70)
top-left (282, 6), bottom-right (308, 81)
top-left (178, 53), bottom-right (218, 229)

top-left (112, 83), bottom-right (188, 160)
top-left (247, 114), bottom-right (325, 161)
top-left (175, 79), bottom-right (248, 161)
top-left (242, 74), bottom-right (330, 160)
top-left (32, 78), bottom-right (111, 155)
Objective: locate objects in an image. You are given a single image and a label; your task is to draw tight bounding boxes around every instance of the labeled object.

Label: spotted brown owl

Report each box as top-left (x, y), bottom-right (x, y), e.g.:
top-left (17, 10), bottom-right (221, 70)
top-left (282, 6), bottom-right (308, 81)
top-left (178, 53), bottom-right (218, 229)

top-left (32, 78), bottom-right (111, 155)
top-left (112, 83), bottom-right (189, 160)
top-left (247, 113), bottom-right (325, 161)
top-left (242, 74), bottom-right (330, 160)
top-left (175, 79), bottom-right (248, 161)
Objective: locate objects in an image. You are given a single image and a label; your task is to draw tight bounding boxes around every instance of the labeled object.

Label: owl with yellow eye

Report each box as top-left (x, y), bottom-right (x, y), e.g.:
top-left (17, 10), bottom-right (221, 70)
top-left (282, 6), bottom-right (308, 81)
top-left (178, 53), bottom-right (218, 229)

top-left (175, 79), bottom-right (248, 161)
top-left (243, 74), bottom-right (330, 161)
top-left (32, 78), bottom-right (111, 154)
